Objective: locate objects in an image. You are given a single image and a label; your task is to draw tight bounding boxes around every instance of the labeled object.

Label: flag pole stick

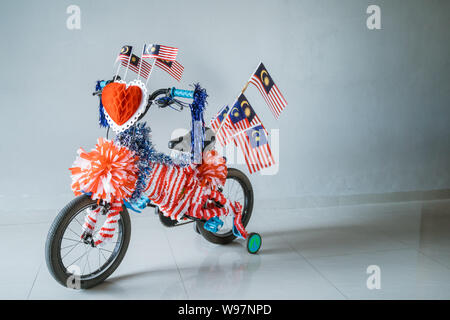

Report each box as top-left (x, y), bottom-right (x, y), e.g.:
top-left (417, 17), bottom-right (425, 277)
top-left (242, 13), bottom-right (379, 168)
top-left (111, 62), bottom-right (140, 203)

top-left (241, 81), bottom-right (249, 94)
top-left (114, 46), bottom-right (133, 81)
top-left (123, 50), bottom-right (133, 82)
top-left (136, 44), bottom-right (145, 81)
top-left (114, 47), bottom-right (128, 80)
top-left (114, 57), bottom-right (122, 80)
top-left (145, 58), bottom-right (157, 87)
top-left (242, 61), bottom-right (261, 93)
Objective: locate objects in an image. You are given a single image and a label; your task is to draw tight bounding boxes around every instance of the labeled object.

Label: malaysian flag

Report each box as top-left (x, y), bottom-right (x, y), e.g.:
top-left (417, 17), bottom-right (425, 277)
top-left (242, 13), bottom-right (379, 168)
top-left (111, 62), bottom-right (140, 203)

top-left (249, 62), bottom-right (287, 119)
top-left (234, 125), bottom-right (275, 174)
top-left (236, 93), bottom-right (267, 134)
top-left (121, 54), bottom-right (152, 79)
top-left (211, 105), bottom-right (231, 146)
top-left (142, 44), bottom-right (178, 61)
top-left (213, 93), bottom-right (267, 146)
top-left (228, 94), bottom-right (258, 133)
top-left (216, 115), bottom-right (236, 146)
top-left (116, 45), bottom-right (132, 62)
top-left (211, 105), bottom-right (229, 132)
top-left (155, 59), bottom-right (184, 81)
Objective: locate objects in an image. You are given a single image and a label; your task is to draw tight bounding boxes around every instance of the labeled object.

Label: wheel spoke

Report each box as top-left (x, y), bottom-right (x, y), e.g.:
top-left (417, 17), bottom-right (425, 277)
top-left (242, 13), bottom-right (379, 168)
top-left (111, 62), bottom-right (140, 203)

top-left (82, 247), bottom-right (90, 275)
top-left (61, 243), bottom-right (79, 250)
top-left (67, 226), bottom-right (81, 239)
top-left (98, 247), bottom-right (113, 253)
top-left (99, 248), bottom-right (108, 261)
top-left (87, 249), bottom-right (92, 274)
top-left (63, 237), bottom-right (81, 242)
top-left (66, 249), bottom-right (90, 267)
top-left (73, 216), bottom-right (84, 228)
top-left (61, 240), bottom-right (82, 260)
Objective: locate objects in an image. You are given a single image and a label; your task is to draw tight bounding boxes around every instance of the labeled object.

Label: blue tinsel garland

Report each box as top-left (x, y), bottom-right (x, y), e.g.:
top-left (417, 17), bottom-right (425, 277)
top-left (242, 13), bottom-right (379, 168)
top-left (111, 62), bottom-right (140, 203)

top-left (96, 80), bottom-right (109, 128)
top-left (115, 122), bottom-right (188, 202)
top-left (189, 83), bottom-right (208, 163)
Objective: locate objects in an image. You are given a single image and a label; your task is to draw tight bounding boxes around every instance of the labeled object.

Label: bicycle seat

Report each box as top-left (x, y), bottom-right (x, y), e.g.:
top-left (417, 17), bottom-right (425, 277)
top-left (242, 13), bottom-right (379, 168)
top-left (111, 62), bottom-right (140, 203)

top-left (168, 127), bottom-right (216, 153)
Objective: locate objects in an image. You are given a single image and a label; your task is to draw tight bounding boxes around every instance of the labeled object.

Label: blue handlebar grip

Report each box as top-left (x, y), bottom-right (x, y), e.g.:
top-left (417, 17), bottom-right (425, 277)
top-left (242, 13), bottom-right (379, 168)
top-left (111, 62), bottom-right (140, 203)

top-left (171, 88), bottom-right (194, 99)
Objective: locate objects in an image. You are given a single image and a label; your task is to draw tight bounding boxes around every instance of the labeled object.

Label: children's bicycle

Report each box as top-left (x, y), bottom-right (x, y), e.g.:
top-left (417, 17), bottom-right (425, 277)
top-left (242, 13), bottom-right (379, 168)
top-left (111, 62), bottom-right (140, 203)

top-left (45, 79), bottom-right (262, 289)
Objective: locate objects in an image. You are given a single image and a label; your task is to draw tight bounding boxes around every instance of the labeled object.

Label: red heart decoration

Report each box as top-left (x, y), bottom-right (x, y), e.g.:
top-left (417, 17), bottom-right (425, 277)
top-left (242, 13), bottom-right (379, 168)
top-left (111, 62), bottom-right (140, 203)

top-left (102, 82), bottom-right (143, 126)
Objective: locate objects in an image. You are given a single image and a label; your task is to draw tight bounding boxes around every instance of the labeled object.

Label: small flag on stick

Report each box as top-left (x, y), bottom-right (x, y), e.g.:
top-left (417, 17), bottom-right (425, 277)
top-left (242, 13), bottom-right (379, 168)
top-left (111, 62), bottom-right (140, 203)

top-left (142, 44), bottom-right (178, 61)
top-left (211, 105), bottom-right (229, 133)
top-left (234, 125), bottom-right (275, 174)
top-left (117, 45), bottom-right (132, 62)
top-left (249, 62), bottom-right (287, 119)
top-left (121, 54), bottom-right (152, 79)
top-left (155, 59), bottom-right (184, 81)
top-left (212, 93), bottom-right (267, 146)
top-left (211, 105), bottom-right (233, 146)
top-left (233, 93), bottom-right (266, 132)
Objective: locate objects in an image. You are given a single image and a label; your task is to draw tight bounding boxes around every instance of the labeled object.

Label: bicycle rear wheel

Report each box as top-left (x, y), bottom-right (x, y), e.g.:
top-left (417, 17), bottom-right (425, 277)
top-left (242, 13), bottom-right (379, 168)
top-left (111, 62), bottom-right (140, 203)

top-left (196, 168), bottom-right (254, 244)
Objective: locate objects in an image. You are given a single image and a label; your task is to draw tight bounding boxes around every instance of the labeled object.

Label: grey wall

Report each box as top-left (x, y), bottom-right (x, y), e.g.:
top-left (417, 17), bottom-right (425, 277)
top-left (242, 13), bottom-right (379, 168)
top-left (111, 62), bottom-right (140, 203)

top-left (0, 0), bottom-right (449, 211)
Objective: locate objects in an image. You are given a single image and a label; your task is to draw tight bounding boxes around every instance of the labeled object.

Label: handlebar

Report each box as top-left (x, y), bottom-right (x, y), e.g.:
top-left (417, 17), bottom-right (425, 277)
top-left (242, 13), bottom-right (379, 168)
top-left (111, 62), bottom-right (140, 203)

top-left (170, 88), bottom-right (194, 99)
top-left (93, 78), bottom-right (195, 122)
top-left (137, 88), bottom-right (171, 121)
top-left (138, 87), bottom-right (194, 120)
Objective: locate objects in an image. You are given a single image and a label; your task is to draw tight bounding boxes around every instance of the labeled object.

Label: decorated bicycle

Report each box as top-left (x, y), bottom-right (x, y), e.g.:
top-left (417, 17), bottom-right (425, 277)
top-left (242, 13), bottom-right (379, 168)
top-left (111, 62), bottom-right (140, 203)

top-left (45, 44), bottom-right (287, 289)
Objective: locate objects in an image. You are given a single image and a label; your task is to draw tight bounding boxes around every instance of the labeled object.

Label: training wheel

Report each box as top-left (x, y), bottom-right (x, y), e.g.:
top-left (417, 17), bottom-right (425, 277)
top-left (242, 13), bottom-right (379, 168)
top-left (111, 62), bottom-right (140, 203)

top-left (246, 232), bottom-right (262, 254)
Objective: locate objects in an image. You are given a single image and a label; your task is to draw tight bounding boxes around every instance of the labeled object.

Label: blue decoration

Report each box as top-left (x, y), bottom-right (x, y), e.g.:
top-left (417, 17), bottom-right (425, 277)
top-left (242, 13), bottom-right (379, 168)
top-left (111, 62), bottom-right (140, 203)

top-left (124, 195), bottom-right (149, 213)
top-left (115, 122), bottom-right (189, 202)
top-left (189, 83), bottom-right (208, 163)
top-left (171, 88), bottom-right (194, 99)
top-left (96, 80), bottom-right (109, 128)
top-left (203, 216), bottom-right (224, 233)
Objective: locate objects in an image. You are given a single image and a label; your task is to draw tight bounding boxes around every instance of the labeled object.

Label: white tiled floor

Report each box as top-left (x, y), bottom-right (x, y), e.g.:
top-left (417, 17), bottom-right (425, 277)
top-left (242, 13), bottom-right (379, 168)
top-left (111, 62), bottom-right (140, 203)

top-left (1, 199), bottom-right (450, 299)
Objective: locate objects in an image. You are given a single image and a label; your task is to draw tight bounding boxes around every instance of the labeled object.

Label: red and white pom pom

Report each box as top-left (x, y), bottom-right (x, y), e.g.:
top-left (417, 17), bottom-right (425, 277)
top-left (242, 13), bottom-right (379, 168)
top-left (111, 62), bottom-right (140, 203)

top-left (196, 150), bottom-right (227, 188)
top-left (69, 138), bottom-right (139, 203)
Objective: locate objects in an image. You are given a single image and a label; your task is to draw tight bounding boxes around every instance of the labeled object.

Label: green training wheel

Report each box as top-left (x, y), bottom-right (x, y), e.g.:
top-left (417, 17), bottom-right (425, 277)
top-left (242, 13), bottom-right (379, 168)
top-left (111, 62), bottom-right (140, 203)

top-left (246, 232), bottom-right (262, 254)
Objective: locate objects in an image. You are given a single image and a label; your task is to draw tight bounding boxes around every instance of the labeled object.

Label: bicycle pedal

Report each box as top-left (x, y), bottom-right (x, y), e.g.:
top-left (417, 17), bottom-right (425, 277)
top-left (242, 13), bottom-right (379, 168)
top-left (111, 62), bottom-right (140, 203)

top-left (203, 217), bottom-right (224, 233)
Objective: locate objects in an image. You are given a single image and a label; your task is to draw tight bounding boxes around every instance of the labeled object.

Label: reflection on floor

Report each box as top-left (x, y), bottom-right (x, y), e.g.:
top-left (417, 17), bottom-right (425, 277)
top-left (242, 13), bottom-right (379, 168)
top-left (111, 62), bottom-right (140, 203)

top-left (1, 199), bottom-right (450, 299)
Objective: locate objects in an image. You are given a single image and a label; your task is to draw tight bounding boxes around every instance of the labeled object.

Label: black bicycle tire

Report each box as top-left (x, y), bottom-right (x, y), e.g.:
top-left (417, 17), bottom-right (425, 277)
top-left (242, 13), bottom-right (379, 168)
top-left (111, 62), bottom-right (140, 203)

top-left (45, 194), bottom-right (131, 289)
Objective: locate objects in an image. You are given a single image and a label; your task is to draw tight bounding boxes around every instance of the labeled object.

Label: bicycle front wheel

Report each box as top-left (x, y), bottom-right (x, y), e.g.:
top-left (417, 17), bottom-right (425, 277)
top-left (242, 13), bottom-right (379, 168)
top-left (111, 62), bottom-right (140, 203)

top-left (45, 195), bottom-right (131, 289)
